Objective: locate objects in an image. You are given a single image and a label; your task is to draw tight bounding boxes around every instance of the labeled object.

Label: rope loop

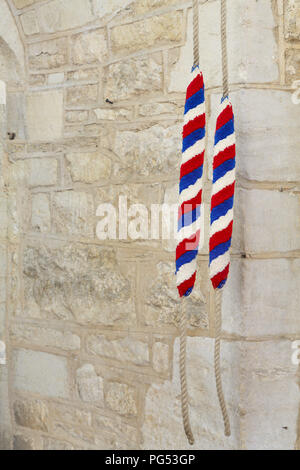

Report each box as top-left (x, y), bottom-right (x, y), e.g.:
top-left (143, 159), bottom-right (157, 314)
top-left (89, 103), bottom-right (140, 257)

top-left (221, 0), bottom-right (229, 98)
top-left (214, 289), bottom-right (231, 437)
top-left (179, 299), bottom-right (195, 445)
top-left (193, 0), bottom-right (200, 67)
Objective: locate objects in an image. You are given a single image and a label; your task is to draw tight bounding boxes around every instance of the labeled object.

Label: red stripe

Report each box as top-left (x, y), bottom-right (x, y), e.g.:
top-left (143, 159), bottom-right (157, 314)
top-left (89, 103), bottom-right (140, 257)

top-left (178, 189), bottom-right (202, 218)
top-left (216, 104), bottom-right (233, 130)
top-left (211, 182), bottom-right (235, 211)
top-left (209, 221), bottom-right (233, 252)
top-left (176, 230), bottom-right (200, 260)
top-left (178, 272), bottom-right (196, 298)
top-left (180, 152), bottom-right (204, 179)
top-left (186, 73), bottom-right (204, 100)
top-left (213, 145), bottom-right (235, 170)
top-left (211, 264), bottom-right (230, 290)
top-left (183, 114), bottom-right (206, 139)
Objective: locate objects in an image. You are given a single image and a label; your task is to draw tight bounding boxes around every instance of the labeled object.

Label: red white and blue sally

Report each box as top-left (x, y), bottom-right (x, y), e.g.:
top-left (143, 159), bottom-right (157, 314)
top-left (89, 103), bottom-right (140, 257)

top-left (176, 66), bottom-right (205, 298)
top-left (209, 97), bottom-right (236, 290)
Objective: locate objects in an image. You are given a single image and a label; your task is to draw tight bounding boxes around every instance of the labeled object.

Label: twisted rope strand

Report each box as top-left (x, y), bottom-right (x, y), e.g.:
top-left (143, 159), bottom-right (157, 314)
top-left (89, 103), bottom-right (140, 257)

top-left (179, 299), bottom-right (195, 445)
top-left (193, 0), bottom-right (200, 67)
top-left (214, 289), bottom-right (231, 437)
top-left (221, 0), bottom-right (229, 97)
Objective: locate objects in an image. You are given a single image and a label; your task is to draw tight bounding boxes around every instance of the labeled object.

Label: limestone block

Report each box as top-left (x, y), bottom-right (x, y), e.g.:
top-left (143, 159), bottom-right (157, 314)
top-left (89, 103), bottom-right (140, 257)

top-left (31, 193), bottom-right (51, 232)
top-left (52, 191), bottom-right (94, 237)
top-left (104, 54), bottom-right (163, 101)
top-left (10, 323), bottom-right (80, 351)
top-left (285, 0), bottom-right (300, 40)
top-left (36, 0), bottom-right (94, 33)
top-left (223, 259), bottom-right (300, 337)
top-left (111, 123), bottom-right (181, 179)
top-left (66, 85), bottom-right (98, 106)
top-left (152, 342), bottom-right (169, 374)
top-left (13, 349), bottom-right (69, 398)
top-left (13, 0), bottom-right (43, 8)
top-left (76, 364), bottom-right (104, 404)
top-left (110, 11), bottom-right (184, 55)
top-left (20, 10), bottom-right (40, 35)
top-left (28, 39), bottom-right (68, 70)
top-left (72, 29), bottom-right (108, 65)
top-left (22, 243), bottom-right (136, 325)
top-left (286, 49), bottom-right (300, 84)
top-left (65, 152), bottom-right (111, 183)
top-left (141, 260), bottom-right (209, 330)
top-left (86, 334), bottom-right (149, 366)
top-left (26, 91), bottom-right (63, 141)
top-left (13, 398), bottom-right (49, 432)
top-left (29, 158), bottom-right (58, 187)
top-left (105, 382), bottom-right (137, 416)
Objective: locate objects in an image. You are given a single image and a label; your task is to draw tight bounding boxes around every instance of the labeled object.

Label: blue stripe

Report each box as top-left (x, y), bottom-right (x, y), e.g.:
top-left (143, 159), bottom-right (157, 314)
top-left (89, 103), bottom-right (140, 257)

top-left (178, 205), bottom-right (201, 231)
top-left (182, 127), bottom-right (205, 153)
top-left (184, 287), bottom-right (193, 297)
top-left (213, 157), bottom-right (235, 183)
top-left (217, 279), bottom-right (227, 289)
top-left (180, 165), bottom-right (203, 193)
top-left (214, 118), bottom-right (234, 145)
top-left (184, 88), bottom-right (205, 114)
top-left (209, 238), bottom-right (232, 263)
top-left (176, 250), bottom-right (198, 273)
top-left (210, 196), bottom-right (234, 224)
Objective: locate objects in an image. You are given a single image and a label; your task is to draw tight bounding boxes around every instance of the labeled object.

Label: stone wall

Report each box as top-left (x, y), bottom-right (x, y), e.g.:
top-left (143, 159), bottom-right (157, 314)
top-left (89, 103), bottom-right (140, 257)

top-left (0, 0), bottom-right (299, 450)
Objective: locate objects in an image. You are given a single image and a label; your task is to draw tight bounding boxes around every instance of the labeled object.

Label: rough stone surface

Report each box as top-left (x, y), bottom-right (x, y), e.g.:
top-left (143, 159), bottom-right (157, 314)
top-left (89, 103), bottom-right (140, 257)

top-left (27, 91), bottom-right (63, 141)
top-left (28, 158), bottom-right (58, 187)
top-left (14, 398), bottom-right (49, 431)
top-left (152, 342), bottom-right (169, 374)
top-left (285, 0), bottom-right (300, 40)
top-left (76, 364), bottom-right (104, 404)
top-left (66, 152), bottom-right (111, 183)
top-left (52, 191), bottom-right (94, 237)
top-left (141, 261), bottom-right (209, 329)
top-left (13, 0), bottom-right (43, 8)
top-left (72, 29), bottom-right (108, 65)
top-left (28, 39), bottom-right (68, 70)
top-left (11, 323), bottom-right (80, 350)
top-left (13, 349), bottom-right (69, 398)
top-left (31, 193), bottom-right (51, 232)
top-left (104, 54), bottom-right (163, 101)
top-left (66, 85), bottom-right (98, 106)
top-left (286, 48), bottom-right (300, 84)
top-left (111, 123), bottom-right (181, 179)
top-left (23, 243), bottom-right (135, 325)
top-left (86, 334), bottom-right (149, 366)
top-left (106, 382), bottom-right (137, 416)
top-left (111, 11), bottom-right (184, 54)
top-left (36, 0), bottom-right (94, 34)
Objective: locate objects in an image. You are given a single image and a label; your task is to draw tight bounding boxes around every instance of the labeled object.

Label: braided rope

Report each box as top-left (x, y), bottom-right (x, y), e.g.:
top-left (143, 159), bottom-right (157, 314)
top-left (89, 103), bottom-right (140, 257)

top-left (214, 289), bottom-right (231, 436)
top-left (179, 299), bottom-right (195, 445)
top-left (221, 0), bottom-right (229, 97)
top-left (193, 0), bottom-right (200, 67)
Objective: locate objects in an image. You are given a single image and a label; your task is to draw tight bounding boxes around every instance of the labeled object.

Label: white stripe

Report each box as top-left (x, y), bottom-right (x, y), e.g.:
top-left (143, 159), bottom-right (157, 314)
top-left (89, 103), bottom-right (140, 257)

top-left (212, 169), bottom-right (235, 196)
top-left (179, 178), bottom-right (203, 205)
top-left (184, 102), bottom-right (205, 126)
top-left (210, 252), bottom-right (230, 278)
top-left (177, 218), bottom-right (201, 243)
top-left (177, 261), bottom-right (197, 287)
top-left (213, 133), bottom-right (236, 157)
top-left (217, 97), bottom-right (231, 116)
top-left (181, 139), bottom-right (205, 165)
top-left (210, 209), bottom-right (234, 237)
top-left (190, 67), bottom-right (200, 83)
